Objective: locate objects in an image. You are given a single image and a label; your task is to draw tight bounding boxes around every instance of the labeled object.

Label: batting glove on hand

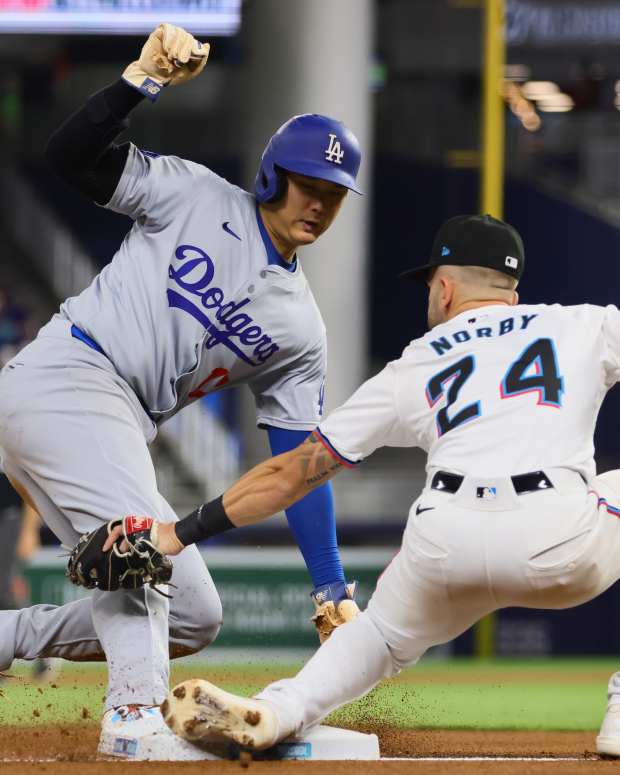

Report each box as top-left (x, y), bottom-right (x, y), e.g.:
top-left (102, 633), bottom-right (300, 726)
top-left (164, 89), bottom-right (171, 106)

top-left (123, 23), bottom-right (210, 102)
top-left (310, 580), bottom-right (360, 643)
top-left (66, 516), bottom-right (173, 594)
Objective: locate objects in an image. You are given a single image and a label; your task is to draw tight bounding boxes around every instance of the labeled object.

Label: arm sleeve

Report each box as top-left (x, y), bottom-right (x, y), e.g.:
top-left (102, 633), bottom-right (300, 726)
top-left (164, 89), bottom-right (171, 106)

top-left (266, 426), bottom-right (345, 588)
top-left (318, 361), bottom-right (418, 464)
top-left (602, 305), bottom-right (620, 385)
top-left (45, 79), bottom-right (145, 205)
top-left (252, 336), bottom-right (327, 431)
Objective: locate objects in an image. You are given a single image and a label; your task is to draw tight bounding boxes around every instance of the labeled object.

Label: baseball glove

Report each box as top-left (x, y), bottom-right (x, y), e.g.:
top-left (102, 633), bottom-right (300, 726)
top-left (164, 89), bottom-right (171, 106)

top-left (66, 516), bottom-right (173, 594)
top-left (311, 581), bottom-right (360, 643)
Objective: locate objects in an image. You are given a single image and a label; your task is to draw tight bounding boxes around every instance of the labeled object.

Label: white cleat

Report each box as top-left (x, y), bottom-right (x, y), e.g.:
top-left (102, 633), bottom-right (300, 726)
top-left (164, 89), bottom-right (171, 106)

top-left (98, 703), bottom-right (219, 760)
top-left (597, 704), bottom-right (620, 757)
top-left (163, 679), bottom-right (279, 752)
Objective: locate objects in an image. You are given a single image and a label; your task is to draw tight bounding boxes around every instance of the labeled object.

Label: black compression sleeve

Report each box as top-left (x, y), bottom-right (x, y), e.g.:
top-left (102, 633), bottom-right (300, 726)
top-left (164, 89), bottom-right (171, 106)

top-left (174, 495), bottom-right (236, 547)
top-left (45, 79), bottom-right (146, 205)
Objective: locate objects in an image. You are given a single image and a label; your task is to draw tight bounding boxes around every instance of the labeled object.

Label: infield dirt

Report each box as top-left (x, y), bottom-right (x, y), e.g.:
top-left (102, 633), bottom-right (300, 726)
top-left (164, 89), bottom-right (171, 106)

top-left (0, 725), bottom-right (612, 773)
top-left (0, 660), bottom-right (614, 772)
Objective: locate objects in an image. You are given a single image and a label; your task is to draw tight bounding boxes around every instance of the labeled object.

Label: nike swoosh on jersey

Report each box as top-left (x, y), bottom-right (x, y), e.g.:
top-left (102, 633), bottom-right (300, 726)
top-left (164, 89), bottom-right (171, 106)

top-left (415, 505), bottom-right (435, 515)
top-left (222, 221), bottom-right (242, 241)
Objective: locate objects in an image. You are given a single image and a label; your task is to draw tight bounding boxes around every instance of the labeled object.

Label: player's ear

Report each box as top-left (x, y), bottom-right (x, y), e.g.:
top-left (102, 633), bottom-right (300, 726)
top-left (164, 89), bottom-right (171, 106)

top-left (511, 290), bottom-right (519, 305)
top-left (440, 275), bottom-right (455, 309)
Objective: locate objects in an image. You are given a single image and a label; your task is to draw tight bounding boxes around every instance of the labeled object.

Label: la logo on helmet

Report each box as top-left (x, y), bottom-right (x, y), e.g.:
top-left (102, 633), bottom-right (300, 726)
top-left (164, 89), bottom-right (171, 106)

top-left (325, 133), bottom-right (344, 164)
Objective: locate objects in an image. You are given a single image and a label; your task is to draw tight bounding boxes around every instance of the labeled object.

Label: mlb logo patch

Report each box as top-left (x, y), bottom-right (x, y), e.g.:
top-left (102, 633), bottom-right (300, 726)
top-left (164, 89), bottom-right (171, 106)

top-left (476, 486), bottom-right (497, 500)
top-left (505, 256), bottom-right (519, 269)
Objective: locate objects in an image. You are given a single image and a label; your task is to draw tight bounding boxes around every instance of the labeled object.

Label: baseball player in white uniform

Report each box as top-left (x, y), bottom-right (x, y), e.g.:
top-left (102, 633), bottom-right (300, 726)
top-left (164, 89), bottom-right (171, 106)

top-left (0, 24), bottom-right (361, 760)
top-left (145, 213), bottom-right (620, 757)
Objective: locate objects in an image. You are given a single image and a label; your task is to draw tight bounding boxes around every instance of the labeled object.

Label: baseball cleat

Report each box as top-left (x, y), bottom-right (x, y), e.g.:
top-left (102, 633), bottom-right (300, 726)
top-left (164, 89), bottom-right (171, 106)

top-left (98, 703), bottom-right (218, 760)
top-left (162, 679), bottom-right (279, 751)
top-left (596, 704), bottom-right (620, 757)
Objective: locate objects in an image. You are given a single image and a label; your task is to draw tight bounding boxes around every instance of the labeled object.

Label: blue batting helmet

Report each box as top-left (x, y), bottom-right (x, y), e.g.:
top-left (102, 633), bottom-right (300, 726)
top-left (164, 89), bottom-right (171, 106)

top-left (255, 113), bottom-right (362, 203)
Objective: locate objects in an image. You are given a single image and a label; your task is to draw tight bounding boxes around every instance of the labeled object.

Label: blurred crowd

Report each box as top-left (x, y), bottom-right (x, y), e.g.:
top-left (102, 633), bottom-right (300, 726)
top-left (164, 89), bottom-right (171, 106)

top-left (0, 286), bottom-right (51, 677)
top-left (0, 286), bottom-right (36, 368)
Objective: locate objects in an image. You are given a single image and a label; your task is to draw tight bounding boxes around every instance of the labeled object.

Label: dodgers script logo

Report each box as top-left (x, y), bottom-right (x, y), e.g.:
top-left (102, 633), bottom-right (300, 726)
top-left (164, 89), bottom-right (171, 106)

top-left (167, 244), bottom-right (279, 366)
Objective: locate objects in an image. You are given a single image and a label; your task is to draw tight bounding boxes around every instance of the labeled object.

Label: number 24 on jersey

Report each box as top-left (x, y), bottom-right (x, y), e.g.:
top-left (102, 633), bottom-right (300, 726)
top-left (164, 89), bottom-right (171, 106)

top-left (425, 337), bottom-right (564, 437)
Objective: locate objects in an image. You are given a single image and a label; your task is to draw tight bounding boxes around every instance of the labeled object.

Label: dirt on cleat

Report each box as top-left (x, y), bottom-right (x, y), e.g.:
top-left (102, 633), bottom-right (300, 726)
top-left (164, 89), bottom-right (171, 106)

top-left (163, 679), bottom-right (278, 752)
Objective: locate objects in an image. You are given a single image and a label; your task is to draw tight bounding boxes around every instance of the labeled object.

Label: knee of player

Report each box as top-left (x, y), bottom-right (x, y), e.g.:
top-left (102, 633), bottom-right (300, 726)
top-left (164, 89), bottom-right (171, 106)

top-left (200, 602), bottom-right (223, 646)
top-left (183, 589), bottom-right (223, 648)
top-left (363, 605), bottom-right (420, 674)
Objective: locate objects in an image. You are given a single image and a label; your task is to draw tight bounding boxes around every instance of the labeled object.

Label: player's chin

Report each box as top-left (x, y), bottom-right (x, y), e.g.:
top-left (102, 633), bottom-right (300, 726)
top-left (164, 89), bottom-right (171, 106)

top-left (291, 227), bottom-right (320, 246)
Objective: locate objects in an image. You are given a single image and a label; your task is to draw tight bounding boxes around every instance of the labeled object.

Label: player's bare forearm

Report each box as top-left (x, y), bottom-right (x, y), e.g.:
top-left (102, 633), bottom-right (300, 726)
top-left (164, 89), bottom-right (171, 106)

top-left (223, 433), bottom-right (344, 524)
top-left (105, 433), bottom-right (344, 556)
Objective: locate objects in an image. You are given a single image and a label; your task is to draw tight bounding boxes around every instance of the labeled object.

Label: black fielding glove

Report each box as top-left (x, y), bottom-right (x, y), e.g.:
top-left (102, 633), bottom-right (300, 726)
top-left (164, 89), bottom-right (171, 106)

top-left (67, 516), bottom-right (173, 593)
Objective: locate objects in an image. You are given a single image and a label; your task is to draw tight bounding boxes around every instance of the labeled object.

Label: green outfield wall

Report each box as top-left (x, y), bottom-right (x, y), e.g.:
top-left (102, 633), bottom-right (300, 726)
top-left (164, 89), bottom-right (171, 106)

top-left (24, 547), bottom-right (393, 648)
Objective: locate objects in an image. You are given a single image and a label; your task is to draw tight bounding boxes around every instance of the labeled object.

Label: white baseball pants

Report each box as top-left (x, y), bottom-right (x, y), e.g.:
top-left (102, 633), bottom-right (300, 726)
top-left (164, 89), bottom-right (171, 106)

top-left (0, 317), bottom-right (222, 709)
top-left (258, 467), bottom-right (620, 737)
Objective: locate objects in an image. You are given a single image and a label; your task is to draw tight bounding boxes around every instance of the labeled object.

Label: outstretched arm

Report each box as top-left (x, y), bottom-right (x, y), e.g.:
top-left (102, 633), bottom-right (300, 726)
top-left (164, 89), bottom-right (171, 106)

top-left (105, 433), bottom-right (345, 556)
top-left (224, 431), bottom-right (343, 525)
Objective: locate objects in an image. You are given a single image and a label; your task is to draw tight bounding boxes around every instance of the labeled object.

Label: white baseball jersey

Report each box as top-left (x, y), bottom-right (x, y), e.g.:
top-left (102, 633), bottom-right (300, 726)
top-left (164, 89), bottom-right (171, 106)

top-left (60, 144), bottom-right (326, 429)
top-left (257, 301), bottom-right (620, 737)
top-left (317, 302), bottom-right (620, 481)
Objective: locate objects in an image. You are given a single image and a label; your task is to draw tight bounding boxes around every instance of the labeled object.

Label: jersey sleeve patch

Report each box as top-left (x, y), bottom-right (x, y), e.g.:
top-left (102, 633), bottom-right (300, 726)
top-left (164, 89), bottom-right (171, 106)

top-left (313, 428), bottom-right (361, 469)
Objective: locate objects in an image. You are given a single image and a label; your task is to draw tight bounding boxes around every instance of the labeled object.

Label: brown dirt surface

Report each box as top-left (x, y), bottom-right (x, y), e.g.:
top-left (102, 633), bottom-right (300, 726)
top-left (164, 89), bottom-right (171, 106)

top-left (44, 664), bottom-right (616, 688)
top-left (0, 724), bottom-right (615, 774)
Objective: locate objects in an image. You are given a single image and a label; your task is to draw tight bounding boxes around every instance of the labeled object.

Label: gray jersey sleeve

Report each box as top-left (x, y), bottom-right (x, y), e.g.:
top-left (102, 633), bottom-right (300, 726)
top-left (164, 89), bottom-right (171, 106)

top-left (105, 143), bottom-right (219, 223)
top-left (251, 336), bottom-right (326, 431)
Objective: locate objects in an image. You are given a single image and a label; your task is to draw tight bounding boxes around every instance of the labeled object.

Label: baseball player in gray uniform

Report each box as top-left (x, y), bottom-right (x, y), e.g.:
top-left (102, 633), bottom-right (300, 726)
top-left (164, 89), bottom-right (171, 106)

top-left (149, 214), bottom-right (620, 758)
top-left (0, 24), bottom-right (361, 760)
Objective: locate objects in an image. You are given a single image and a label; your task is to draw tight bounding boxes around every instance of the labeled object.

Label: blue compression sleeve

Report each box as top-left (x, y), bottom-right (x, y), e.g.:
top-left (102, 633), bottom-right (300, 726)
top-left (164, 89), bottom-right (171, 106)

top-left (266, 426), bottom-right (345, 588)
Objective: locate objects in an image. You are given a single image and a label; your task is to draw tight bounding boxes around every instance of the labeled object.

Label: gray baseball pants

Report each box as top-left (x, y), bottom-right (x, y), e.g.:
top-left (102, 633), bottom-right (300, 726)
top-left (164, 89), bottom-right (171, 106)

top-left (0, 318), bottom-right (222, 710)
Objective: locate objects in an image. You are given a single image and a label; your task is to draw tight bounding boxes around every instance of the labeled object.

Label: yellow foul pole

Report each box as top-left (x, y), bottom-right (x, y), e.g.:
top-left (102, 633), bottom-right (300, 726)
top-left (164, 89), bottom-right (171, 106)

top-left (480, 0), bottom-right (506, 217)
top-left (474, 0), bottom-right (506, 659)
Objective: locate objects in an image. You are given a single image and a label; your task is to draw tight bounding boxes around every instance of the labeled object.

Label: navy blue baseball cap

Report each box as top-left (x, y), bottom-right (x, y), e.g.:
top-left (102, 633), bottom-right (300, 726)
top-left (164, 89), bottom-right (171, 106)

top-left (400, 214), bottom-right (525, 283)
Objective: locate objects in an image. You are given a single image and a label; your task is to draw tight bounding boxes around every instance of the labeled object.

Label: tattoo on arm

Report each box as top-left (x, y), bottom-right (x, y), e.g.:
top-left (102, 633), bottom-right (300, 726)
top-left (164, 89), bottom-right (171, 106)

top-left (296, 433), bottom-right (343, 490)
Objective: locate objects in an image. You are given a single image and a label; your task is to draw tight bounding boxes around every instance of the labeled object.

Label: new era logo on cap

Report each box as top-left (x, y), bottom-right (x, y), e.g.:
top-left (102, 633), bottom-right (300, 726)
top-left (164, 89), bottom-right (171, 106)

top-left (505, 256), bottom-right (519, 269)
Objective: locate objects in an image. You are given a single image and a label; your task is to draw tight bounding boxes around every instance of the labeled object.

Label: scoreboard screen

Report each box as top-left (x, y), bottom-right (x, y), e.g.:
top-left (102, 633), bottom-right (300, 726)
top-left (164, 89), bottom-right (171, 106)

top-left (0, 0), bottom-right (241, 34)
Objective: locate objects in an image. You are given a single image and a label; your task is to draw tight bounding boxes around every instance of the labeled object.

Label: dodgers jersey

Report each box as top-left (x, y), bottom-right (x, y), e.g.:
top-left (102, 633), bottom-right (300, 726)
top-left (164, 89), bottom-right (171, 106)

top-left (61, 145), bottom-right (326, 429)
top-left (318, 303), bottom-right (620, 481)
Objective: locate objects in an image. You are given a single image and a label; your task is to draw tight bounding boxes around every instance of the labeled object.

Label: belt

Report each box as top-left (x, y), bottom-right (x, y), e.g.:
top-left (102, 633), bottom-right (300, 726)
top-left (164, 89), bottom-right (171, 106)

top-left (71, 324), bottom-right (106, 356)
top-left (430, 470), bottom-right (554, 496)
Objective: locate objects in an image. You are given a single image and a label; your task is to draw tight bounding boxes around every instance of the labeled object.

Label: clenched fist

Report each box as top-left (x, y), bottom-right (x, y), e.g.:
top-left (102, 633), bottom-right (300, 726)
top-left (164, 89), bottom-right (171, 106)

top-left (123, 23), bottom-right (210, 101)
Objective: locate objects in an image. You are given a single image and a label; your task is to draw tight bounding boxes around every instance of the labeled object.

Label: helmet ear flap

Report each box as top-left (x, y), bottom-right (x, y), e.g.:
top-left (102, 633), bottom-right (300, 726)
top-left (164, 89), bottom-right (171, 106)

top-left (255, 158), bottom-right (284, 204)
top-left (270, 166), bottom-right (287, 203)
top-left (257, 165), bottom-right (287, 204)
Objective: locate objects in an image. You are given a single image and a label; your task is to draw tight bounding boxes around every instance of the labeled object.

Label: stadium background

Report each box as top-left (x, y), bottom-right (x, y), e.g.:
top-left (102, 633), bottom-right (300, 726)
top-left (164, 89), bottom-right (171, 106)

top-left (1, 0), bottom-right (620, 756)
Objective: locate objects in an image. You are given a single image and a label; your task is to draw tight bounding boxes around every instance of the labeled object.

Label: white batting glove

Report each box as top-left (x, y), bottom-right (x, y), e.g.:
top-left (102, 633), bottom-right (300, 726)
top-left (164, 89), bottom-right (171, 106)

top-left (122, 23), bottom-right (210, 102)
